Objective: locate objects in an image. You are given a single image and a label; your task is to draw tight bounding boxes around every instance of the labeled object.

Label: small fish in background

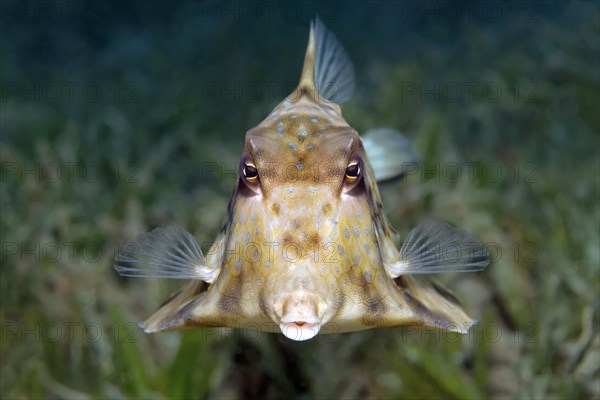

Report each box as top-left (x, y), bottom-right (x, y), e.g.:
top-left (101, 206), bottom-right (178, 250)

top-left (115, 18), bottom-right (490, 341)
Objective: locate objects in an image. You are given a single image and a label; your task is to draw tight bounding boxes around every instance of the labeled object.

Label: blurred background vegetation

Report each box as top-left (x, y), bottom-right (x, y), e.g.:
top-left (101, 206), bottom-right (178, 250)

top-left (1, 0), bottom-right (598, 398)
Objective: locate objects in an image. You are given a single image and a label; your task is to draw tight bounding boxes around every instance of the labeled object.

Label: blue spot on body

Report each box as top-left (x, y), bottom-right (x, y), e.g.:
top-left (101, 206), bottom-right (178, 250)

top-left (307, 187), bottom-right (318, 193)
top-left (277, 127), bottom-right (284, 133)
top-left (291, 114), bottom-right (298, 119)
top-left (277, 121), bottom-right (284, 127)
top-left (344, 228), bottom-right (350, 240)
top-left (338, 245), bottom-right (344, 256)
top-left (288, 142), bottom-right (298, 151)
top-left (318, 134), bottom-right (326, 139)
top-left (295, 163), bottom-right (304, 170)
top-left (307, 143), bottom-right (315, 150)
top-left (365, 271), bottom-right (373, 283)
top-left (286, 187), bottom-right (294, 193)
top-left (353, 226), bottom-right (360, 237)
top-left (298, 129), bottom-right (308, 137)
top-left (310, 118), bottom-right (318, 123)
top-left (353, 255), bottom-right (361, 266)
top-left (364, 244), bottom-right (371, 253)
top-left (319, 127), bottom-right (326, 131)
top-left (387, 247), bottom-right (395, 259)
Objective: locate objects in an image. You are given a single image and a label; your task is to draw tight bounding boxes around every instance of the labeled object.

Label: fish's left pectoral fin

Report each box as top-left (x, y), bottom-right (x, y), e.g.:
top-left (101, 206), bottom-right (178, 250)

top-left (114, 226), bottom-right (219, 283)
top-left (385, 220), bottom-right (490, 279)
top-left (361, 128), bottom-right (420, 182)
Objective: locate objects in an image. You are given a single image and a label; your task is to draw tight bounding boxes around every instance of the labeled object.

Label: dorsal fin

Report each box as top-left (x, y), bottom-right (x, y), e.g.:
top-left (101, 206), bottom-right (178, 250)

top-left (296, 17), bottom-right (355, 104)
top-left (297, 19), bottom-right (318, 98)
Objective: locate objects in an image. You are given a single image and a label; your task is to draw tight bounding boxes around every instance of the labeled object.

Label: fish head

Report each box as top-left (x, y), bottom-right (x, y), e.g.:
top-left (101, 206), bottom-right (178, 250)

top-left (226, 110), bottom-right (384, 340)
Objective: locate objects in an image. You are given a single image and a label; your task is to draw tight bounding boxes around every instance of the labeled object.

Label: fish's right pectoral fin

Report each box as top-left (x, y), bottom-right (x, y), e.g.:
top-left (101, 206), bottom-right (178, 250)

top-left (114, 226), bottom-right (219, 283)
top-left (361, 128), bottom-right (421, 182)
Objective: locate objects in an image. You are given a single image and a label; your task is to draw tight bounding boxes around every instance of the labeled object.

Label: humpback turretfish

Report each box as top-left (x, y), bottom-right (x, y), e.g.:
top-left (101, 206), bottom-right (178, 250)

top-left (115, 18), bottom-right (489, 341)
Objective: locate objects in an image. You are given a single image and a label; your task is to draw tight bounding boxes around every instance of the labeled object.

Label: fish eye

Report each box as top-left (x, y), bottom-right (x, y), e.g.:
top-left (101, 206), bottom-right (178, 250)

top-left (240, 160), bottom-right (261, 194)
top-left (343, 159), bottom-right (362, 193)
top-left (345, 161), bottom-right (361, 180)
top-left (243, 163), bottom-right (258, 180)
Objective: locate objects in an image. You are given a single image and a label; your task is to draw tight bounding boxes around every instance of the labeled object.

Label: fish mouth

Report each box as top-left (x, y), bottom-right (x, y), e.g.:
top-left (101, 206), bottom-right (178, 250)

top-left (274, 290), bottom-right (326, 341)
top-left (279, 320), bottom-right (321, 341)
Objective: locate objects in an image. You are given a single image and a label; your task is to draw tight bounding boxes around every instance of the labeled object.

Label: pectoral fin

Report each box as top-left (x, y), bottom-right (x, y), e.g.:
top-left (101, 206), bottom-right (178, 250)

top-left (114, 228), bottom-right (226, 332)
top-left (385, 220), bottom-right (490, 278)
top-left (114, 226), bottom-right (219, 282)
